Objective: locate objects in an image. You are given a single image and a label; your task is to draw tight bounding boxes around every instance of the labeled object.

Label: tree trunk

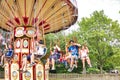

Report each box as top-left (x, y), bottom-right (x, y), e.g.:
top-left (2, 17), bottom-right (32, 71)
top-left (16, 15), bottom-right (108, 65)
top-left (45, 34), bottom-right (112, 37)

top-left (100, 65), bottom-right (103, 74)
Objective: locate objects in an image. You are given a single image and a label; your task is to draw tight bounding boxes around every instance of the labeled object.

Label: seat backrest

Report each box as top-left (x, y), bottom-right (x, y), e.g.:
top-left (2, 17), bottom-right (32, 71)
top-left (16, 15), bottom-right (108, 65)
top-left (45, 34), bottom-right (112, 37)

top-left (36, 47), bottom-right (47, 59)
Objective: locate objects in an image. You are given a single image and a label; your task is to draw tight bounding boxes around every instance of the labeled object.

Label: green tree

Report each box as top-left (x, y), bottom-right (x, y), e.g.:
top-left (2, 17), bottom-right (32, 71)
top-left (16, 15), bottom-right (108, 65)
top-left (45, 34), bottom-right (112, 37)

top-left (78, 10), bottom-right (120, 73)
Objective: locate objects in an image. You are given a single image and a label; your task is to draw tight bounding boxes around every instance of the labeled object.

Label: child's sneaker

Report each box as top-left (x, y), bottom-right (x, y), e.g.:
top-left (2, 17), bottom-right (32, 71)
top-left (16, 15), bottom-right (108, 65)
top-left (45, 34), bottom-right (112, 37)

top-left (22, 70), bottom-right (28, 73)
top-left (2, 64), bottom-right (7, 68)
top-left (51, 67), bottom-right (55, 70)
top-left (17, 68), bottom-right (23, 72)
top-left (89, 65), bottom-right (92, 68)
top-left (68, 67), bottom-right (74, 72)
top-left (73, 64), bottom-right (78, 68)
top-left (29, 62), bottom-right (35, 67)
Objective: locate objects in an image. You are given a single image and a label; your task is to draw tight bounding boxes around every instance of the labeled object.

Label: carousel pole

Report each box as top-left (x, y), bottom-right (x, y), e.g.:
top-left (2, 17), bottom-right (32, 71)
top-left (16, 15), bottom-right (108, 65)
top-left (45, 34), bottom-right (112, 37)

top-left (42, 26), bottom-right (46, 80)
top-left (42, 25), bottom-right (46, 45)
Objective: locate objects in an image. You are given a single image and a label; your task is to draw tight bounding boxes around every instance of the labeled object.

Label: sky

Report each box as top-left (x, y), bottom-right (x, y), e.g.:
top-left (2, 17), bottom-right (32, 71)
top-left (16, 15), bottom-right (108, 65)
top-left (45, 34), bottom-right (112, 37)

top-left (65, 0), bottom-right (120, 33)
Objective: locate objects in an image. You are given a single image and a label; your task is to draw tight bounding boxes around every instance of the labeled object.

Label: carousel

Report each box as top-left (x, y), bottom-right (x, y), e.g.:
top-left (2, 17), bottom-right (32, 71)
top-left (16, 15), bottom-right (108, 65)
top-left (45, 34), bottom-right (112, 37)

top-left (0, 0), bottom-right (78, 80)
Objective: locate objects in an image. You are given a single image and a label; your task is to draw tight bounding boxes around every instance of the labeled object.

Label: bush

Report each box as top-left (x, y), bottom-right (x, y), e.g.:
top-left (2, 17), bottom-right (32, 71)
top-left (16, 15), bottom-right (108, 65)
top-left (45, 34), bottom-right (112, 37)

top-left (0, 67), bottom-right (4, 71)
top-left (87, 68), bottom-right (100, 74)
top-left (56, 62), bottom-right (68, 73)
top-left (103, 62), bottom-right (114, 72)
top-left (54, 60), bottom-right (83, 73)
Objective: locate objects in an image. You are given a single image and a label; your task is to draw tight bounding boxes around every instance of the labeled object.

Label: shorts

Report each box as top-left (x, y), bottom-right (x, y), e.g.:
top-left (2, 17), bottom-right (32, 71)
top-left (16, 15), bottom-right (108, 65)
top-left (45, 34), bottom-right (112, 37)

top-left (65, 55), bottom-right (71, 59)
top-left (27, 54), bottom-right (32, 61)
top-left (5, 51), bottom-right (13, 57)
top-left (81, 54), bottom-right (88, 59)
top-left (71, 55), bottom-right (78, 60)
top-left (49, 54), bottom-right (57, 60)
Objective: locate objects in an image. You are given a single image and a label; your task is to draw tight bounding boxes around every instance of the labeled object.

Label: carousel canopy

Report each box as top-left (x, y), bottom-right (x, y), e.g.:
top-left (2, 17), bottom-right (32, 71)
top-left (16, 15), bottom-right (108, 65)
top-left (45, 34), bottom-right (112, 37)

top-left (0, 0), bottom-right (78, 34)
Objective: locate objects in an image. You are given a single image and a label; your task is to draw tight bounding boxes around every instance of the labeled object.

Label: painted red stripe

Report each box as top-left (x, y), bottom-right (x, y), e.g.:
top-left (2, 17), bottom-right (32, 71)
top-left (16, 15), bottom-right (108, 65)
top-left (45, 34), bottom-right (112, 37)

top-left (0, 11), bottom-right (8, 20)
top-left (6, 21), bottom-right (14, 28)
top-left (29, 1), bottom-right (37, 24)
top-left (9, 63), bottom-right (11, 80)
top-left (65, 0), bottom-right (72, 7)
top-left (5, 0), bottom-right (16, 17)
top-left (36, 0), bottom-right (47, 18)
top-left (43, 65), bottom-right (45, 80)
top-left (8, 20), bottom-right (14, 25)
top-left (24, 0), bottom-right (26, 17)
top-left (6, 23), bottom-right (11, 27)
top-left (33, 65), bottom-right (36, 80)
top-left (32, 18), bottom-right (38, 25)
top-left (14, 17), bottom-right (20, 25)
top-left (23, 17), bottom-right (29, 25)
top-left (39, 20), bottom-right (46, 26)
top-left (43, 24), bottom-right (49, 28)
top-left (44, 27), bottom-right (50, 30)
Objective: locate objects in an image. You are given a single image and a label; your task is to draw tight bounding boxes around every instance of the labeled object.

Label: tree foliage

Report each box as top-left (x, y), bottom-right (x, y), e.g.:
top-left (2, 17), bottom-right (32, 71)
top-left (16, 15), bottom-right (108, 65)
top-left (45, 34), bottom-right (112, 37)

top-left (78, 10), bottom-right (120, 73)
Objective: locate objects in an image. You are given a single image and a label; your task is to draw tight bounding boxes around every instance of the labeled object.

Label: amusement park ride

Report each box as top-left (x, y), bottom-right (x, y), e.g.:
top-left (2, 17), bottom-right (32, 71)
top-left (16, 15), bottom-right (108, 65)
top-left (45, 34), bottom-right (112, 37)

top-left (0, 0), bottom-right (78, 80)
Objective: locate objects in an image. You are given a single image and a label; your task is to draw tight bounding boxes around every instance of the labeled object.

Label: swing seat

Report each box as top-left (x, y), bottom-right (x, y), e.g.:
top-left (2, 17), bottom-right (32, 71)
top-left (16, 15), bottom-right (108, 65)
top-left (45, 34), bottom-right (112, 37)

top-left (35, 47), bottom-right (47, 59)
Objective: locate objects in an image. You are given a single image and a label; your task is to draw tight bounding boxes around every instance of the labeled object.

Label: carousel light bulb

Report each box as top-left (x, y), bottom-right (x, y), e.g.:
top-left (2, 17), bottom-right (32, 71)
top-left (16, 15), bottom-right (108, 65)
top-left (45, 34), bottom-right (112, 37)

top-left (62, 3), bottom-right (67, 6)
top-left (62, 20), bottom-right (68, 23)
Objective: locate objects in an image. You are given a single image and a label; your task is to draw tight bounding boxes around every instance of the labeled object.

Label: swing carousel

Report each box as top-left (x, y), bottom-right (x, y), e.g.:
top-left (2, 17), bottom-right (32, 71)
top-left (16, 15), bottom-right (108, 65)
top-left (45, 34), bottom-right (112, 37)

top-left (0, 0), bottom-right (78, 80)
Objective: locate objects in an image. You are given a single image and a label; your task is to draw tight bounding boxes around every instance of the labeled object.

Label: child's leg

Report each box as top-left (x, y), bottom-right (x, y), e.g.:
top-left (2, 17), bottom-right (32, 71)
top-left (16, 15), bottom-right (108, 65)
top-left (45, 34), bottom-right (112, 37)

top-left (45, 58), bottom-right (50, 70)
top-left (82, 58), bottom-right (86, 69)
top-left (86, 57), bottom-right (92, 67)
top-left (31, 54), bottom-right (35, 64)
top-left (74, 60), bottom-right (78, 68)
top-left (21, 56), bottom-right (27, 71)
top-left (74, 55), bottom-right (78, 68)
top-left (51, 58), bottom-right (55, 70)
top-left (70, 56), bottom-right (74, 68)
top-left (63, 60), bottom-right (68, 67)
top-left (0, 54), bottom-right (5, 65)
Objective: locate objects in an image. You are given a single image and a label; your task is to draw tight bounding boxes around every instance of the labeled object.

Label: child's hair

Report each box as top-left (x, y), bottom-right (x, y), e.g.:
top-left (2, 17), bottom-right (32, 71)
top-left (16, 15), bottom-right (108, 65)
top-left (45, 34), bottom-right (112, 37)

top-left (53, 43), bottom-right (56, 46)
top-left (38, 40), bottom-right (44, 44)
top-left (69, 40), bottom-right (74, 43)
top-left (83, 43), bottom-right (87, 49)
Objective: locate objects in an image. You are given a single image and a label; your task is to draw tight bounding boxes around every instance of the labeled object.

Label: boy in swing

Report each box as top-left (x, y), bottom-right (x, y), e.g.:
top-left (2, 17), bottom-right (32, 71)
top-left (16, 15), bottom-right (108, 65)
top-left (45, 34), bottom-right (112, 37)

top-left (19, 38), bottom-right (47, 72)
top-left (67, 40), bottom-right (81, 72)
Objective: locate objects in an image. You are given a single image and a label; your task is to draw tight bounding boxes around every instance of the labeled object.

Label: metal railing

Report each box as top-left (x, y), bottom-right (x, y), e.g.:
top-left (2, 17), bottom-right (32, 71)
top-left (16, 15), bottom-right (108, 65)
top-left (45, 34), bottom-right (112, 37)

top-left (49, 73), bottom-right (120, 80)
top-left (0, 71), bottom-right (120, 80)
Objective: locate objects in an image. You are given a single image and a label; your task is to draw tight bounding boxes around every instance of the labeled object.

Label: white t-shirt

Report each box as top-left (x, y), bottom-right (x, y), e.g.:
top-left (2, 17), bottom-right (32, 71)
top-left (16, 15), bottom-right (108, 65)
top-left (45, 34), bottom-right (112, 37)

top-left (81, 49), bottom-right (88, 58)
top-left (36, 45), bottom-right (47, 55)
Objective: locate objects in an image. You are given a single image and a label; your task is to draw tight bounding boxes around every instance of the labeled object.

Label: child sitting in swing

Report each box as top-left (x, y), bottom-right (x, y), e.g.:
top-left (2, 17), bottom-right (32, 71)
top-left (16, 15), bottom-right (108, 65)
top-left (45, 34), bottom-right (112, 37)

top-left (19, 39), bottom-right (47, 72)
top-left (0, 43), bottom-right (13, 66)
top-left (49, 44), bottom-right (61, 70)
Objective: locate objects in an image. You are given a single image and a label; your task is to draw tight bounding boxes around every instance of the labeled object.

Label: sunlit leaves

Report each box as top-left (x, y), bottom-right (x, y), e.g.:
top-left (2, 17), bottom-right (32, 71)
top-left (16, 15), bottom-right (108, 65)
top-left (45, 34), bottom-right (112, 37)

top-left (77, 10), bottom-right (120, 73)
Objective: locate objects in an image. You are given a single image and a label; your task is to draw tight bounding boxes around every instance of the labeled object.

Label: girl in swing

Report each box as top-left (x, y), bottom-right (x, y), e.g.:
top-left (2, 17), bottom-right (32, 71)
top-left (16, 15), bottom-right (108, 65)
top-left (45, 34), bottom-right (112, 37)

top-left (49, 44), bottom-right (61, 70)
top-left (80, 44), bottom-right (92, 69)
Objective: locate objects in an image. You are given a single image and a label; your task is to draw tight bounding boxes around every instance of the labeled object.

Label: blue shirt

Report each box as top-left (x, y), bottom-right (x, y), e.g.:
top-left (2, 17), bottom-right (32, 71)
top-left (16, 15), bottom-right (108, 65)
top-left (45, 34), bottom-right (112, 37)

top-left (68, 45), bottom-right (79, 56)
top-left (5, 48), bottom-right (13, 57)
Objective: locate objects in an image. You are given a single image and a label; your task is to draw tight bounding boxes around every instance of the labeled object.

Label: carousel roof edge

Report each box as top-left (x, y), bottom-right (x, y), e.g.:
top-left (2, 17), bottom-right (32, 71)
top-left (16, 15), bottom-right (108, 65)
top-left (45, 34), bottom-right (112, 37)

top-left (0, 27), bottom-right (10, 32)
top-left (45, 15), bottom-right (78, 34)
top-left (45, 0), bottom-right (78, 34)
